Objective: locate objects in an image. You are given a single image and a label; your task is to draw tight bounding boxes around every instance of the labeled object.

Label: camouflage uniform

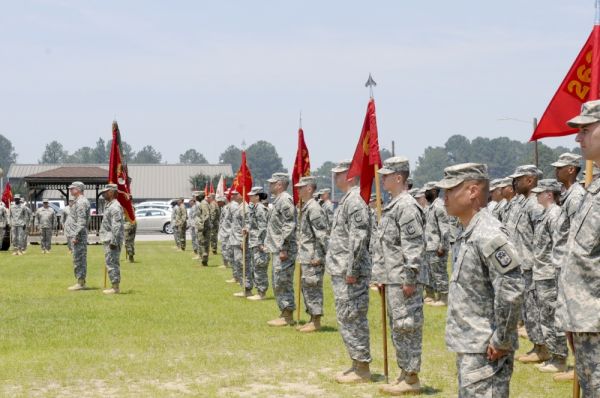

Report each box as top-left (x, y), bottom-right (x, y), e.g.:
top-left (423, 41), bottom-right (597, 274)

top-left (0, 204), bottom-right (7, 242)
top-left (209, 200), bottom-right (220, 254)
top-left (173, 203), bottom-right (187, 250)
top-left (62, 205), bottom-right (73, 251)
top-left (64, 194), bottom-right (91, 280)
top-left (297, 197), bottom-right (329, 316)
top-left (371, 190), bottom-right (425, 374)
top-left (9, 201), bottom-right (27, 252)
top-left (264, 189), bottom-right (297, 312)
top-left (247, 201), bottom-right (269, 294)
top-left (493, 198), bottom-right (507, 221)
top-left (196, 199), bottom-right (211, 264)
top-left (326, 185), bottom-right (372, 363)
top-left (229, 201), bottom-right (252, 288)
top-left (22, 205), bottom-right (32, 250)
top-left (321, 199), bottom-right (335, 228)
top-left (189, 201), bottom-right (199, 253)
top-left (35, 206), bottom-right (56, 251)
top-left (100, 199), bottom-right (124, 284)
top-left (424, 196), bottom-right (451, 294)
top-left (218, 202), bottom-right (233, 267)
top-left (123, 219), bottom-right (136, 258)
top-left (171, 205), bottom-right (179, 248)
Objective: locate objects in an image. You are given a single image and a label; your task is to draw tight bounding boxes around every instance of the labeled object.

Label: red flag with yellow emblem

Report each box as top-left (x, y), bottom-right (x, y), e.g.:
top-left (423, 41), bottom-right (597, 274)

top-left (292, 128), bottom-right (311, 205)
top-left (1, 183), bottom-right (13, 207)
top-left (108, 121), bottom-right (136, 222)
top-left (231, 151), bottom-right (253, 202)
top-left (348, 98), bottom-right (382, 203)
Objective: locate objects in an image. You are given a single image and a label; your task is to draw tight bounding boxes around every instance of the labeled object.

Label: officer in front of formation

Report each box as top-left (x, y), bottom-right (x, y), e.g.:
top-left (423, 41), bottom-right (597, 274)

top-left (99, 184), bottom-right (124, 294)
top-left (35, 199), bottom-right (56, 254)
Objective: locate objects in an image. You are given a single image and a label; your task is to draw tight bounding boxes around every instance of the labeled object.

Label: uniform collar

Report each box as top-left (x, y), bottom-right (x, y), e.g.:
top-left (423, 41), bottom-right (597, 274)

top-left (457, 209), bottom-right (484, 240)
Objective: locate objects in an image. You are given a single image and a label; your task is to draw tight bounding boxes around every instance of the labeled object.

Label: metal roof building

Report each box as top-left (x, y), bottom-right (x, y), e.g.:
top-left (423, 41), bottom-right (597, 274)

top-left (7, 163), bottom-right (233, 202)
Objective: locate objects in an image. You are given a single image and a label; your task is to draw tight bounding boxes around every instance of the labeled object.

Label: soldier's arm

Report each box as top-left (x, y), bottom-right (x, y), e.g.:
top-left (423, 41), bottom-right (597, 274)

top-left (257, 207), bottom-right (268, 243)
top-left (309, 207), bottom-right (330, 259)
top-left (435, 204), bottom-right (451, 250)
top-left (72, 204), bottom-right (87, 236)
top-left (346, 202), bottom-right (370, 278)
top-left (110, 207), bottom-right (123, 246)
top-left (279, 200), bottom-right (296, 251)
top-left (398, 206), bottom-right (425, 285)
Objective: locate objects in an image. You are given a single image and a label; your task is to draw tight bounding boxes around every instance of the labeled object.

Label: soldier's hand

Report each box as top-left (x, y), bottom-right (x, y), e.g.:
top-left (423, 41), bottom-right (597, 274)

top-left (436, 248), bottom-right (446, 257)
top-left (346, 275), bottom-right (357, 284)
top-left (242, 228), bottom-right (248, 236)
top-left (109, 244), bottom-right (117, 250)
top-left (566, 332), bottom-right (575, 353)
top-left (72, 238), bottom-right (78, 244)
top-left (259, 245), bottom-right (265, 252)
top-left (486, 344), bottom-right (508, 361)
top-left (402, 284), bottom-right (416, 297)
top-left (279, 251), bottom-right (288, 261)
top-left (310, 259), bottom-right (321, 266)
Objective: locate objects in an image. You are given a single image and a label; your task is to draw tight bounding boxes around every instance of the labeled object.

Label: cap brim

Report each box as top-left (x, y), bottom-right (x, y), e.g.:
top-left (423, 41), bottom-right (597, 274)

top-left (566, 115), bottom-right (600, 128)
top-left (551, 161), bottom-right (568, 167)
top-left (99, 188), bottom-right (110, 195)
top-left (267, 178), bottom-right (277, 183)
top-left (377, 167), bottom-right (395, 175)
top-left (531, 187), bottom-right (544, 193)
top-left (436, 178), bottom-right (463, 189)
top-left (294, 182), bottom-right (308, 188)
top-left (331, 167), bottom-right (349, 173)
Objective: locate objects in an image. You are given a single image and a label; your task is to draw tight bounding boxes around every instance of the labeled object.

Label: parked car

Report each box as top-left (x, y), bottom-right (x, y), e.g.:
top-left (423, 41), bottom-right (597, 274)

top-left (135, 203), bottom-right (172, 212)
top-left (135, 209), bottom-right (173, 234)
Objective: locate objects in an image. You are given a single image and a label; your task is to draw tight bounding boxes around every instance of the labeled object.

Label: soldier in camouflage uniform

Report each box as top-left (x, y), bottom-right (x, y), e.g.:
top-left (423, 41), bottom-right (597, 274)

top-left (326, 160), bottom-right (372, 384)
top-left (65, 182), bottom-right (91, 291)
top-left (530, 179), bottom-right (568, 373)
top-left (9, 194), bottom-right (27, 256)
top-left (99, 184), bottom-right (124, 294)
top-left (173, 197), bottom-right (188, 251)
top-left (229, 190), bottom-right (253, 296)
top-left (0, 202), bottom-right (7, 244)
top-left (499, 179), bottom-right (518, 225)
top-left (507, 165), bottom-right (547, 364)
top-left (555, 101), bottom-right (600, 396)
top-left (264, 173), bottom-right (298, 327)
top-left (35, 199), bottom-right (56, 254)
top-left (246, 187), bottom-right (270, 301)
top-left (170, 201), bottom-right (179, 249)
top-left (294, 176), bottom-right (330, 333)
top-left (22, 201), bottom-right (32, 253)
top-left (486, 179), bottom-right (501, 213)
top-left (320, 188), bottom-right (335, 228)
top-left (62, 199), bottom-right (74, 253)
top-left (219, 196), bottom-right (235, 274)
top-left (372, 157), bottom-right (426, 395)
top-left (188, 197), bottom-right (199, 255)
top-left (195, 192), bottom-right (211, 266)
top-left (123, 218), bottom-right (136, 263)
top-left (492, 178), bottom-right (512, 221)
top-left (440, 163), bottom-right (524, 398)
top-left (208, 193), bottom-right (220, 255)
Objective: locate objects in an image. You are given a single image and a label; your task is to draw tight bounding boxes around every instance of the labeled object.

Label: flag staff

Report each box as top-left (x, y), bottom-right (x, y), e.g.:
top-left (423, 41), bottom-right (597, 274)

top-left (296, 112), bottom-right (304, 324)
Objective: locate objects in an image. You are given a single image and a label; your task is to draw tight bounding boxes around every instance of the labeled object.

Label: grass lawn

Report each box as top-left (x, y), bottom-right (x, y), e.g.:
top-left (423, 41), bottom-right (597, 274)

top-left (0, 241), bottom-right (573, 397)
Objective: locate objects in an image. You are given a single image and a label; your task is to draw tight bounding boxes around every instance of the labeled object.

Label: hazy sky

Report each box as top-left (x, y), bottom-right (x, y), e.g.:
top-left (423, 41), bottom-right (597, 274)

top-left (0, 1), bottom-right (593, 170)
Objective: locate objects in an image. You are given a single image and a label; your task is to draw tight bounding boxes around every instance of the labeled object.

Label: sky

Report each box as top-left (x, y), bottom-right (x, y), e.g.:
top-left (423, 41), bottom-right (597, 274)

top-left (0, 0), bottom-right (593, 170)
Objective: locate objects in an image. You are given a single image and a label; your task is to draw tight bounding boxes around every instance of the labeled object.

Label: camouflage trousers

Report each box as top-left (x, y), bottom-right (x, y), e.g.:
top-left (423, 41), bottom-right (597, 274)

top-left (71, 233), bottom-right (88, 280)
top-left (104, 243), bottom-right (121, 284)
top-left (387, 284), bottom-right (424, 373)
top-left (11, 225), bottom-right (26, 251)
top-left (573, 332), bottom-right (600, 397)
top-left (210, 226), bottom-right (219, 254)
top-left (66, 236), bottom-right (73, 252)
top-left (522, 270), bottom-right (544, 345)
top-left (40, 228), bottom-right (53, 251)
top-left (195, 227), bottom-right (209, 265)
top-left (271, 251), bottom-right (297, 312)
top-left (124, 223), bottom-right (136, 257)
top-left (250, 246), bottom-right (269, 294)
top-left (176, 223), bottom-right (187, 250)
top-left (455, 352), bottom-right (514, 398)
top-left (426, 251), bottom-right (449, 294)
top-left (221, 242), bottom-right (232, 267)
top-left (232, 244), bottom-right (253, 289)
top-left (535, 279), bottom-right (567, 358)
top-left (331, 275), bottom-right (371, 363)
top-left (173, 226), bottom-right (180, 247)
top-left (301, 263), bottom-right (324, 316)
top-left (190, 226), bottom-right (198, 252)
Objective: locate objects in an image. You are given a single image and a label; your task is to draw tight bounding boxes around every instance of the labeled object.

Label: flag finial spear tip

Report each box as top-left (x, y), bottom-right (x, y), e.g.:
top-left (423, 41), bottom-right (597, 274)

top-left (365, 73), bottom-right (377, 98)
top-left (299, 110), bottom-right (302, 129)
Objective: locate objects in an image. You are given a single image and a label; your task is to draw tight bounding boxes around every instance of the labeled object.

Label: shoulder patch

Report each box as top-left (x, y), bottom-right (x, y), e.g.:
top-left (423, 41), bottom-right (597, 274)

top-left (353, 211), bottom-right (364, 224)
top-left (489, 243), bottom-right (519, 274)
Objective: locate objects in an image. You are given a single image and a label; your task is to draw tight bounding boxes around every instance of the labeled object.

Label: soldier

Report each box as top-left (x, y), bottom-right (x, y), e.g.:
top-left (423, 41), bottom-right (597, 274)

top-left (9, 194), bottom-right (27, 256)
top-left (508, 165), bottom-right (547, 364)
top-left (529, 179), bottom-right (568, 373)
top-left (22, 201), bottom-right (32, 253)
top-left (423, 181), bottom-right (452, 306)
top-left (414, 188), bottom-right (428, 210)
top-left (99, 184), bottom-right (124, 294)
top-left (440, 163), bottom-right (524, 397)
top-left (264, 172), bottom-right (298, 327)
top-left (219, 196), bottom-right (235, 274)
top-left (173, 197), bottom-right (188, 251)
top-left (326, 160), bottom-right (372, 384)
top-left (246, 187), bottom-right (270, 301)
top-left (188, 196), bottom-right (199, 256)
top-left (555, 100), bottom-right (600, 396)
top-left (372, 157), bottom-right (426, 395)
top-left (195, 192), bottom-right (211, 266)
top-left (62, 199), bottom-right (74, 253)
top-left (487, 179), bottom-right (501, 213)
top-left (170, 201), bottom-right (179, 249)
top-left (294, 176), bottom-right (330, 333)
top-left (64, 182), bottom-right (91, 291)
top-left (35, 199), bottom-right (56, 254)
top-left (320, 188), bottom-right (335, 228)
top-left (493, 178), bottom-right (512, 221)
top-left (123, 217), bottom-right (137, 263)
top-left (499, 178), bottom-right (518, 225)
top-left (229, 190), bottom-right (253, 295)
top-left (0, 201), bottom-right (7, 243)
top-left (208, 193), bottom-right (220, 255)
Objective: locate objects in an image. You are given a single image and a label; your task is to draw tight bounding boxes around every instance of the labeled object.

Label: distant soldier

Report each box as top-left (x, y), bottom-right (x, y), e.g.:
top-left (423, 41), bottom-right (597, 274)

top-left (487, 179), bottom-right (502, 213)
top-left (246, 187), bottom-right (269, 301)
top-left (62, 199), bottom-right (74, 253)
top-left (499, 178), bottom-right (519, 225)
top-left (170, 201), bottom-right (179, 249)
top-left (188, 197), bottom-right (199, 255)
top-left (0, 201), bottom-right (7, 243)
top-left (493, 178), bottom-right (512, 221)
top-left (123, 217), bottom-right (137, 263)
top-left (414, 188), bottom-right (428, 209)
top-left (264, 173), bottom-right (298, 327)
top-left (99, 184), bottom-right (124, 294)
top-left (208, 193), bottom-right (220, 255)
top-left (173, 197), bottom-right (188, 251)
top-left (216, 196), bottom-right (232, 269)
top-left (440, 163), bottom-right (524, 397)
top-left (372, 157), bottom-right (426, 395)
top-left (294, 176), bottom-right (329, 333)
top-left (22, 201), bottom-right (32, 253)
top-left (35, 199), bottom-right (56, 254)
top-left (193, 191), bottom-right (211, 266)
top-left (65, 182), bottom-right (91, 291)
top-left (9, 194), bottom-right (27, 256)
top-left (320, 188), bottom-right (335, 228)
top-left (326, 160), bottom-right (372, 384)
top-left (229, 190), bottom-right (253, 296)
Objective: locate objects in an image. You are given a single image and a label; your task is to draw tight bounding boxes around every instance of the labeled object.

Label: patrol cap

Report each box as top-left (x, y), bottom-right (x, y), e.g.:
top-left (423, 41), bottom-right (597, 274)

top-left (191, 191), bottom-right (201, 196)
top-left (14, 194), bottom-right (21, 200)
top-left (229, 189), bottom-right (239, 195)
top-left (414, 188), bottom-right (425, 198)
top-left (551, 152), bottom-right (582, 168)
top-left (99, 183), bottom-right (118, 195)
top-left (567, 99), bottom-right (600, 128)
top-left (42, 198), bottom-right (49, 203)
top-left (496, 177), bottom-right (513, 188)
top-left (331, 160), bottom-right (352, 173)
top-left (267, 172), bottom-right (290, 184)
top-left (423, 181), bottom-right (438, 191)
top-left (377, 156), bottom-right (410, 175)
top-left (489, 178), bottom-right (502, 191)
top-left (408, 188), bottom-right (419, 197)
top-left (216, 195), bottom-right (227, 202)
top-left (320, 188), bottom-right (331, 194)
top-left (532, 179), bottom-right (562, 193)
top-left (68, 181), bottom-right (85, 191)
top-left (436, 163), bottom-right (489, 190)
top-left (294, 176), bottom-right (317, 188)
top-left (509, 165), bottom-right (543, 179)
top-left (248, 186), bottom-right (264, 196)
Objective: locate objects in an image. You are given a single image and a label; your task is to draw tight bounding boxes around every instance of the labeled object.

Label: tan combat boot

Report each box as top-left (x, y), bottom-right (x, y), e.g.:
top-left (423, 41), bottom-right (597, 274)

top-left (267, 309), bottom-right (295, 327)
top-left (538, 356), bottom-right (567, 373)
top-left (380, 371), bottom-right (421, 395)
top-left (519, 344), bottom-right (551, 363)
top-left (103, 283), bottom-right (120, 295)
top-left (68, 278), bottom-right (87, 291)
top-left (225, 278), bottom-right (237, 284)
top-left (128, 254), bottom-right (134, 263)
top-left (553, 369), bottom-right (575, 382)
top-left (247, 292), bottom-right (266, 301)
top-left (233, 289), bottom-right (252, 298)
top-left (516, 345), bottom-right (536, 361)
top-left (335, 360), bottom-right (371, 384)
top-left (299, 315), bottom-right (321, 333)
top-left (423, 289), bottom-right (435, 305)
top-left (518, 326), bottom-right (529, 339)
top-left (430, 293), bottom-right (448, 307)
top-left (12, 251), bottom-right (19, 256)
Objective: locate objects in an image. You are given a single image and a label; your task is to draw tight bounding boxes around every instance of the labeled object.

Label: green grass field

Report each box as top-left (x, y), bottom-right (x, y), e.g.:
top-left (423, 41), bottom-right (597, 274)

top-left (0, 241), bottom-right (573, 397)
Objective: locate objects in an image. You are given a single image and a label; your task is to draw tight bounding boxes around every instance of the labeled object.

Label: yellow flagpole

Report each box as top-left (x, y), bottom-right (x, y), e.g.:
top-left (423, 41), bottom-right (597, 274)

top-left (374, 163), bottom-right (388, 383)
top-left (242, 185), bottom-right (247, 295)
top-left (296, 199), bottom-right (303, 324)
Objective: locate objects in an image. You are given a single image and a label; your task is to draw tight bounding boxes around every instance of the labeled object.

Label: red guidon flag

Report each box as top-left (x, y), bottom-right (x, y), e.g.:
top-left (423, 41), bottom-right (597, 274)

top-left (1, 182), bottom-right (13, 207)
top-left (231, 150), bottom-right (253, 202)
top-left (292, 128), bottom-right (311, 205)
top-left (531, 23), bottom-right (600, 140)
top-left (348, 98), bottom-right (382, 202)
top-left (108, 121), bottom-right (136, 222)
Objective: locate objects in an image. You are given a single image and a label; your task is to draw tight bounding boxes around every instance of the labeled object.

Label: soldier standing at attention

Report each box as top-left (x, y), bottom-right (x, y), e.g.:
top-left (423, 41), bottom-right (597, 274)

top-left (65, 182), bottom-right (91, 291)
top-left (440, 163), bottom-right (524, 397)
top-left (555, 100), bottom-right (600, 395)
top-left (216, 196), bottom-right (231, 269)
top-left (173, 197), bottom-right (187, 251)
top-left (229, 190), bottom-right (253, 296)
top-left (294, 176), bottom-right (330, 333)
top-left (35, 199), bottom-right (56, 254)
top-left (170, 201), bottom-right (179, 249)
top-left (188, 196), bottom-right (199, 256)
top-left (208, 193), bottom-right (220, 255)
top-left (196, 192), bottom-right (211, 266)
top-left (326, 160), bottom-right (372, 384)
top-left (63, 199), bottom-right (74, 253)
top-left (246, 187), bottom-right (270, 301)
top-left (372, 157), bottom-right (426, 395)
top-left (123, 217), bottom-right (137, 263)
top-left (0, 201), bottom-right (7, 244)
top-left (264, 173), bottom-right (298, 327)
top-left (99, 184), bottom-right (124, 294)
top-left (9, 194), bottom-right (27, 256)
top-left (320, 188), bottom-right (335, 228)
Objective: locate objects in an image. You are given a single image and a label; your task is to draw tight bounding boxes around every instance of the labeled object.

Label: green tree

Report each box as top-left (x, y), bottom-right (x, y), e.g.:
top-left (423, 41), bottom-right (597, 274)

top-left (412, 146), bottom-right (451, 186)
top-left (40, 141), bottom-right (69, 164)
top-left (246, 141), bottom-right (286, 186)
top-left (132, 145), bottom-right (162, 164)
top-left (189, 173), bottom-right (219, 192)
top-left (179, 149), bottom-right (208, 164)
top-left (106, 139), bottom-right (135, 162)
top-left (313, 161), bottom-right (335, 192)
top-left (92, 138), bottom-right (108, 163)
top-left (219, 145), bottom-right (242, 173)
top-left (380, 148), bottom-right (393, 161)
top-left (67, 147), bottom-right (95, 163)
top-left (0, 134), bottom-right (17, 174)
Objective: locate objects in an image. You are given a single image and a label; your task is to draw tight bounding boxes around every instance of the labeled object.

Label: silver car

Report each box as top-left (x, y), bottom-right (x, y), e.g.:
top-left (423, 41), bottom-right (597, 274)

top-left (135, 208), bottom-right (173, 234)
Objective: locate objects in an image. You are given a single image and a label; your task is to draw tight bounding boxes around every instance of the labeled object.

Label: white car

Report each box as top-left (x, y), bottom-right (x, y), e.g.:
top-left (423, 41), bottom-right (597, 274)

top-left (135, 208), bottom-right (173, 234)
top-left (135, 203), bottom-right (172, 212)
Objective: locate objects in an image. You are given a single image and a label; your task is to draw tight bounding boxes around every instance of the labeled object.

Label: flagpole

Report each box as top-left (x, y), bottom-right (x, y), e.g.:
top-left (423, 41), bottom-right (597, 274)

top-left (296, 114), bottom-right (304, 324)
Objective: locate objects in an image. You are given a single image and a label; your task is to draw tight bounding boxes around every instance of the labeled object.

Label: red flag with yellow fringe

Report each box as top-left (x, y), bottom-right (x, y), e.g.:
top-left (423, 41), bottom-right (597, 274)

top-left (108, 121), bottom-right (136, 222)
